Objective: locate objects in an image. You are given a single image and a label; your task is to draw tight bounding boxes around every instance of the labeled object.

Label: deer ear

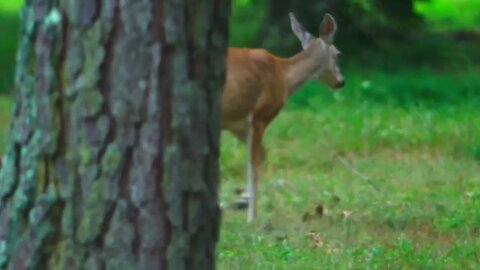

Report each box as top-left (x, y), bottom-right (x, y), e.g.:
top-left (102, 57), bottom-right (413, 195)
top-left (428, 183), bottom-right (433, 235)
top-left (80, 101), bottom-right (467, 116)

top-left (319, 13), bottom-right (337, 44)
top-left (289, 12), bottom-right (312, 49)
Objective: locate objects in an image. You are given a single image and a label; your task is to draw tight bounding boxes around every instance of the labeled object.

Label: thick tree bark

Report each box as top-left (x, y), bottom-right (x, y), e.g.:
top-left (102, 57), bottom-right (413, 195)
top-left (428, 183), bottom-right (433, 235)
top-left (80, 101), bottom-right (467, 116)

top-left (0, 0), bottom-right (229, 269)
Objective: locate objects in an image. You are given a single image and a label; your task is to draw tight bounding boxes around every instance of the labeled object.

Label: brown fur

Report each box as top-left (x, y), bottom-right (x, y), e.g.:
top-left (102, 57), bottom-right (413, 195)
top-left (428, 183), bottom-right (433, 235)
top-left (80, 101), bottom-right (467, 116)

top-left (222, 48), bottom-right (287, 126)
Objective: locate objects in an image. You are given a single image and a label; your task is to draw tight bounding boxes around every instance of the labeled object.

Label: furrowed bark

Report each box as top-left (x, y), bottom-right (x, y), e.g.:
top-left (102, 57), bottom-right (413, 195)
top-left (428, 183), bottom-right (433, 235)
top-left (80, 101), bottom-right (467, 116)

top-left (0, 0), bottom-right (230, 269)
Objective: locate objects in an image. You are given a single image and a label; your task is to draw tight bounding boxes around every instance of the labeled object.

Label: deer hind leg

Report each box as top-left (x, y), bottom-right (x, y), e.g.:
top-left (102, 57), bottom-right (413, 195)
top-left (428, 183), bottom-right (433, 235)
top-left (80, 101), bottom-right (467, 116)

top-left (246, 119), bottom-right (265, 224)
top-left (227, 122), bottom-right (252, 210)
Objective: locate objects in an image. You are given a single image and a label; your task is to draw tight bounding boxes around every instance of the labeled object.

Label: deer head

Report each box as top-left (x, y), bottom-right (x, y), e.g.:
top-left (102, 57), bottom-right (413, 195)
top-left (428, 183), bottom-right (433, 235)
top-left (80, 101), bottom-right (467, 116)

top-left (289, 12), bottom-right (345, 89)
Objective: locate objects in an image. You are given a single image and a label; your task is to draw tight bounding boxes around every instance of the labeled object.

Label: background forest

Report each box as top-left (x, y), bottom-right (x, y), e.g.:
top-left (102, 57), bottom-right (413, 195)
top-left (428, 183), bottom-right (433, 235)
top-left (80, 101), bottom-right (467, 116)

top-left (1, 0), bottom-right (480, 269)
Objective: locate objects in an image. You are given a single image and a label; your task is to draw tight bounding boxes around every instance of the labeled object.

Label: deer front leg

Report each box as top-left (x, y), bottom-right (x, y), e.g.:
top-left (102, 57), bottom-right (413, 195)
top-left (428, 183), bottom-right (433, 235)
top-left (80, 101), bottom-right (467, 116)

top-left (247, 119), bottom-right (265, 224)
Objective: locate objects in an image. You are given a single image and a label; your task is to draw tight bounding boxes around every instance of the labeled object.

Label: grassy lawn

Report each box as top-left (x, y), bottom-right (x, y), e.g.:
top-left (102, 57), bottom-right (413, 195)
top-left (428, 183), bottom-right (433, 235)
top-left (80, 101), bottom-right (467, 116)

top-left (0, 73), bottom-right (477, 269)
top-left (217, 77), bottom-right (480, 269)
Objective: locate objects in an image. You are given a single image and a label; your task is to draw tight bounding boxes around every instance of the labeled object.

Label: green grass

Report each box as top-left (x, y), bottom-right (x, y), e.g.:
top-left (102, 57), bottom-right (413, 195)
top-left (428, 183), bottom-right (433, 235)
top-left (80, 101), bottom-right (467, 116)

top-left (0, 65), bottom-right (477, 269)
top-left (217, 73), bottom-right (480, 269)
top-left (0, 68), bottom-right (477, 269)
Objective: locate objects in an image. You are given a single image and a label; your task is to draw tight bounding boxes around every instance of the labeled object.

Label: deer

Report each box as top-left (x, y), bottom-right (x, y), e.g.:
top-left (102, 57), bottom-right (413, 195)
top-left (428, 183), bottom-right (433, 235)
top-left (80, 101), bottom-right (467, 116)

top-left (222, 12), bottom-right (345, 224)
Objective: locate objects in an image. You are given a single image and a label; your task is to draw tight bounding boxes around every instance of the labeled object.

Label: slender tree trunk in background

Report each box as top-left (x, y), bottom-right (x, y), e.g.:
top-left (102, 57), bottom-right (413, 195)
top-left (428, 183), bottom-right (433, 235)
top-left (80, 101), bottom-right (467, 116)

top-left (256, 0), bottom-right (350, 54)
top-left (257, 0), bottom-right (421, 54)
top-left (375, 0), bottom-right (418, 20)
top-left (374, 0), bottom-right (422, 37)
top-left (0, 0), bottom-right (229, 269)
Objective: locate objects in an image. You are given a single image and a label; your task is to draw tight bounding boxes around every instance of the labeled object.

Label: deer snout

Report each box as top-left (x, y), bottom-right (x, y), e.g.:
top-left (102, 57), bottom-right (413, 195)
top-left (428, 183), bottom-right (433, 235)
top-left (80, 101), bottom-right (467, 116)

top-left (335, 80), bottom-right (345, 88)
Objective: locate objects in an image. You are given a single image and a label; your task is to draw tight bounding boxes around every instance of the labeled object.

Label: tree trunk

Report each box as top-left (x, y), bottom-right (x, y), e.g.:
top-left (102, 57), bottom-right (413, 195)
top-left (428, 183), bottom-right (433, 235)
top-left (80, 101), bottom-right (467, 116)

top-left (0, 0), bottom-right (229, 269)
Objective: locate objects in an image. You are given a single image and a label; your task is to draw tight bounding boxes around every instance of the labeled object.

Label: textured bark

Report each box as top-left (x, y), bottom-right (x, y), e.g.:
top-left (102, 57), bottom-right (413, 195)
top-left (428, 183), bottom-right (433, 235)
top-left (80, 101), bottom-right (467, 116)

top-left (0, 0), bottom-right (229, 269)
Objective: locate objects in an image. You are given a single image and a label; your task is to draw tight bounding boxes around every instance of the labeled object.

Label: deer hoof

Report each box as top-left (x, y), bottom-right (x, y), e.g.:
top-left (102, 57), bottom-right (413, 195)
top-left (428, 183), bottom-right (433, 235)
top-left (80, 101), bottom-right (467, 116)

top-left (231, 194), bottom-right (249, 210)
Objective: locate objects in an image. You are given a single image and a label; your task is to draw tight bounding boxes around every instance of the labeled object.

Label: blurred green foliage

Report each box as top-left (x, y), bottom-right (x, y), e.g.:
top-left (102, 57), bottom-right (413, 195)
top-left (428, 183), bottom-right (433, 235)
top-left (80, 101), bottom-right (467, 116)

top-left (230, 0), bottom-right (480, 44)
top-left (416, 0), bottom-right (480, 30)
top-left (229, 0), bottom-right (480, 108)
top-left (288, 67), bottom-right (480, 109)
top-left (0, 0), bottom-right (478, 103)
top-left (230, 0), bottom-right (265, 46)
top-left (231, 0), bottom-right (424, 52)
top-left (0, 0), bottom-right (22, 12)
top-left (0, 1), bottom-right (19, 94)
top-left (230, 0), bottom-right (480, 69)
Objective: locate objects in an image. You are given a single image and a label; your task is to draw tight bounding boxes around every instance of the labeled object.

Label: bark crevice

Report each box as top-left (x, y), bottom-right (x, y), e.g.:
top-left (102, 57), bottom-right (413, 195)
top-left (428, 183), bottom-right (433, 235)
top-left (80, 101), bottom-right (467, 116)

top-left (98, 5), bottom-right (121, 159)
top-left (54, 13), bottom-right (69, 159)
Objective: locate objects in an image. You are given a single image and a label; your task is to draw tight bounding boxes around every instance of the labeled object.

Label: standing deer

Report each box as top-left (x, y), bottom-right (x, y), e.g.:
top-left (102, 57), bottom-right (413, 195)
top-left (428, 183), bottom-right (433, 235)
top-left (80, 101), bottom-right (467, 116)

top-left (222, 12), bottom-right (345, 223)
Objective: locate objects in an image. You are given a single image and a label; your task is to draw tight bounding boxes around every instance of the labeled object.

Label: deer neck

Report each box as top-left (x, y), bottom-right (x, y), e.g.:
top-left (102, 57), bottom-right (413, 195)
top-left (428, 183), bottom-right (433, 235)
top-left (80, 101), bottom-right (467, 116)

top-left (283, 45), bottom-right (324, 96)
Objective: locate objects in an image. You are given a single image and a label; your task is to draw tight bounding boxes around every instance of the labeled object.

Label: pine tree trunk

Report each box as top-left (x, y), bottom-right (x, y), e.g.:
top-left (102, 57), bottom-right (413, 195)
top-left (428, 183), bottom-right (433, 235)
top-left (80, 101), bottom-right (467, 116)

top-left (0, 0), bottom-right (229, 269)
